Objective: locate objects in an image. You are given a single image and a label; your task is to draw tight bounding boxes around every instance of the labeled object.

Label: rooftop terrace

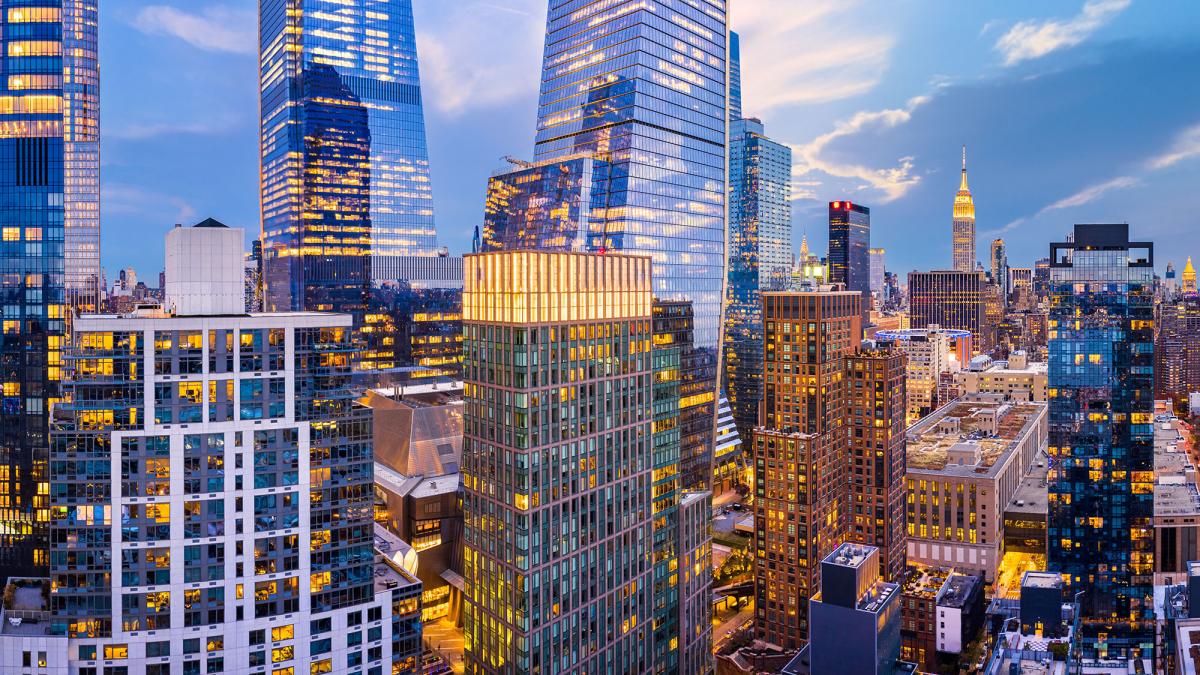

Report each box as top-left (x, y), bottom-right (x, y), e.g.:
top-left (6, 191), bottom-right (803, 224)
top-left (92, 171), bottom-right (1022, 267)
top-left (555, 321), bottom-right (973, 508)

top-left (906, 395), bottom-right (1046, 476)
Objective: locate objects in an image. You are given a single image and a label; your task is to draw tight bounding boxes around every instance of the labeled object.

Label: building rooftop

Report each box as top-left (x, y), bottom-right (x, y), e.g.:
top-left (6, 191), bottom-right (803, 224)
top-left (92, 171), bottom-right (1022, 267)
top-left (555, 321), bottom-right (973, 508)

top-left (372, 553), bottom-right (420, 595)
top-left (939, 574), bottom-right (981, 610)
top-left (1006, 451), bottom-right (1050, 516)
top-left (825, 543), bottom-right (873, 569)
top-left (1155, 414), bottom-right (1200, 517)
top-left (1177, 617), bottom-right (1200, 675)
top-left (902, 565), bottom-right (952, 599)
top-left (906, 395), bottom-right (1046, 477)
top-left (857, 581), bottom-right (899, 615)
top-left (1021, 571), bottom-right (1062, 590)
top-left (0, 578), bottom-right (53, 637)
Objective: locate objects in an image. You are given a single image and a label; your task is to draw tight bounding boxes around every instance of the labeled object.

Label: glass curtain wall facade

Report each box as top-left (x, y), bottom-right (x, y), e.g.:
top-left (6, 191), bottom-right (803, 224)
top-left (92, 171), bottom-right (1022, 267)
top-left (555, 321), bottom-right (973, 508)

top-left (460, 251), bottom-right (657, 674)
top-left (724, 117), bottom-right (791, 441)
top-left (1047, 224), bottom-right (1155, 660)
top-left (828, 201), bottom-right (871, 325)
top-left (260, 0), bottom-right (438, 311)
top-left (0, 0), bottom-right (97, 581)
top-left (530, 0), bottom-right (729, 491)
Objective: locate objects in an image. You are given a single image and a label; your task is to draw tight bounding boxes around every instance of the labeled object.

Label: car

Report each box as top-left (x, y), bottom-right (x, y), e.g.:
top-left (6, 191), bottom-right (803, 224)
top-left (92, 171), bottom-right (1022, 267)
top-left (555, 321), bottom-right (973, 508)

top-left (731, 503), bottom-right (743, 511)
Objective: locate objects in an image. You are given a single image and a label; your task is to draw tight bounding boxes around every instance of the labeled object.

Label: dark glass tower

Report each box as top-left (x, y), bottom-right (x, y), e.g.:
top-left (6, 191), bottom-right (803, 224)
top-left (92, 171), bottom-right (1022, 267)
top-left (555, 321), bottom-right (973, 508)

top-left (1047, 224), bottom-right (1155, 660)
top-left (828, 200), bottom-right (871, 324)
top-left (260, 0), bottom-right (439, 311)
top-left (494, 0), bottom-right (729, 491)
top-left (0, 0), bottom-right (98, 581)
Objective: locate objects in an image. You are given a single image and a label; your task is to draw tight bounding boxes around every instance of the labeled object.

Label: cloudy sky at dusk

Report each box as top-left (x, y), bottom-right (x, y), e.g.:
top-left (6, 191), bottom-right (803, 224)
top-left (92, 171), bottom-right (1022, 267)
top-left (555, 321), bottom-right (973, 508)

top-left (101, 0), bottom-right (1200, 280)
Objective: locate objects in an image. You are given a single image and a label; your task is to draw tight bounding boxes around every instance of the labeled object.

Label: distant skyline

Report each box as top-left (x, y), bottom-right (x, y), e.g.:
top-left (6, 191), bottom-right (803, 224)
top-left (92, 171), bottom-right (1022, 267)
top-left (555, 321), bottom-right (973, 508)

top-left (102, 0), bottom-right (1200, 280)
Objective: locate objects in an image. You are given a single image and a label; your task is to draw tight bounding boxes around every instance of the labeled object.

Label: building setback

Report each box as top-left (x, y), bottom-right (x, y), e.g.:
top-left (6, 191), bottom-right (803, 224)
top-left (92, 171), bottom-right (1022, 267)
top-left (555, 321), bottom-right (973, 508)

top-left (1047, 224), bottom-right (1156, 660)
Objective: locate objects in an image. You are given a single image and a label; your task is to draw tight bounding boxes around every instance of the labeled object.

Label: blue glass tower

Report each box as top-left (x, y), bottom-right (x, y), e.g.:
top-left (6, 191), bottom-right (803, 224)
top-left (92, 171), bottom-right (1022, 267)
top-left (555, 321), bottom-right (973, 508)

top-left (1047, 224), bottom-right (1155, 660)
top-left (0, 0), bottom-right (97, 581)
top-left (260, 0), bottom-right (439, 314)
top-left (729, 31), bottom-right (742, 121)
top-left (724, 117), bottom-right (791, 442)
top-left (526, 0), bottom-right (730, 492)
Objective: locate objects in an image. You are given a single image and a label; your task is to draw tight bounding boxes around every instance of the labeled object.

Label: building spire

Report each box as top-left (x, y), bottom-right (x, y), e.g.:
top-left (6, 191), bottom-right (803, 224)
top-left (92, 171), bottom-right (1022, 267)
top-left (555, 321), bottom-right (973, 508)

top-left (959, 145), bottom-right (970, 192)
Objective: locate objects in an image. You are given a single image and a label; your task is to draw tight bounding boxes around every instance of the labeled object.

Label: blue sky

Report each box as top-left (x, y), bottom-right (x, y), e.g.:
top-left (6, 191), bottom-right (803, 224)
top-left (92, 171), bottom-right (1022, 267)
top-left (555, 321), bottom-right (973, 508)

top-left (101, 0), bottom-right (1200, 281)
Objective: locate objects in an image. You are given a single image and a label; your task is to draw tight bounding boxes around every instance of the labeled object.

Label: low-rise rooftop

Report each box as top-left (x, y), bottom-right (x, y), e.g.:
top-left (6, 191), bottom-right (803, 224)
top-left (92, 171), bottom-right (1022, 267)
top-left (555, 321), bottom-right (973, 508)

top-left (939, 574), bottom-right (980, 609)
top-left (1006, 451), bottom-right (1050, 516)
top-left (1021, 571), bottom-right (1062, 590)
top-left (906, 395), bottom-right (1046, 477)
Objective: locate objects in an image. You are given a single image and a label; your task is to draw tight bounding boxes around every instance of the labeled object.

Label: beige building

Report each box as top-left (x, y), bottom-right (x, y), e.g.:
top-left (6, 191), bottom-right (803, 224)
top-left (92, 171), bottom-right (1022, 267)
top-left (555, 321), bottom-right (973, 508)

top-left (905, 394), bottom-right (1048, 581)
top-left (952, 351), bottom-right (1048, 402)
top-left (878, 325), bottom-right (961, 424)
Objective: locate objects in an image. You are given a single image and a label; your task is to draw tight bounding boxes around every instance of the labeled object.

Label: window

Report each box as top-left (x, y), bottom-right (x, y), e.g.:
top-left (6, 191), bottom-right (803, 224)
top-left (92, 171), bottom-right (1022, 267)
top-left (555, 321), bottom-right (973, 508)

top-left (271, 624), bottom-right (294, 642)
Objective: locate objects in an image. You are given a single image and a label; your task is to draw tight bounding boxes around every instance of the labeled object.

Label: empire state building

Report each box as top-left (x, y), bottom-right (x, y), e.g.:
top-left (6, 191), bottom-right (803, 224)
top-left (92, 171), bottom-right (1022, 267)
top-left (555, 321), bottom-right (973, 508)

top-left (952, 147), bottom-right (977, 272)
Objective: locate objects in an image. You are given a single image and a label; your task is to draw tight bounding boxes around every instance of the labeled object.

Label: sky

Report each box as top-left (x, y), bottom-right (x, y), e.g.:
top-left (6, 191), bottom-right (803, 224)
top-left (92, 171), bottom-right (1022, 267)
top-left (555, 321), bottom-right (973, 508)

top-left (101, 0), bottom-right (1200, 282)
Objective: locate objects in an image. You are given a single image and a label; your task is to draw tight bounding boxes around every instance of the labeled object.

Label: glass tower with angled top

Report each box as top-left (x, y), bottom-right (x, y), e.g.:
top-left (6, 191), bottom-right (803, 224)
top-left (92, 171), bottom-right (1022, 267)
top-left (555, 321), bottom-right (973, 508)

top-left (0, 0), bottom-right (99, 582)
top-left (260, 0), bottom-right (439, 314)
top-left (526, 0), bottom-right (730, 491)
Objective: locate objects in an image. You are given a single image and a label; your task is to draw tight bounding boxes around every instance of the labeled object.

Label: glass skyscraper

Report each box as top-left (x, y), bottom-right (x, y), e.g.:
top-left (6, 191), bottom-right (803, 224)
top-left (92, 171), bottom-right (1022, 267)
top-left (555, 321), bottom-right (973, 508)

top-left (0, 0), bottom-right (98, 581)
top-left (829, 200), bottom-right (871, 325)
top-left (724, 117), bottom-right (791, 441)
top-left (260, 0), bottom-right (439, 314)
top-left (1047, 223), bottom-right (1155, 660)
top-left (496, 0), bottom-right (730, 491)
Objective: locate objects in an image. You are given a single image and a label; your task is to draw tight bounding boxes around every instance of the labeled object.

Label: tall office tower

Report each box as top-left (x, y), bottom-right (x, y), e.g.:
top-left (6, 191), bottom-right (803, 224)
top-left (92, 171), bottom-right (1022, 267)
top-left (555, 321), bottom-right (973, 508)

top-left (754, 290), bottom-right (862, 649)
top-left (0, 0), bottom-right (99, 581)
top-left (952, 147), bottom-right (976, 272)
top-left (462, 251), bottom-right (695, 673)
top-left (1156, 297), bottom-right (1200, 413)
top-left (1033, 257), bottom-right (1051, 300)
top-left (1185, 257), bottom-right (1197, 295)
top-left (1047, 224), bottom-right (1155, 660)
top-left (488, 0), bottom-right (730, 492)
top-left (50, 221), bottom-right (421, 673)
top-left (1164, 261), bottom-right (1178, 298)
top-left (828, 201), bottom-right (871, 307)
top-left (725, 116), bottom-right (792, 442)
top-left (844, 349), bottom-right (907, 582)
top-left (990, 238), bottom-right (1007, 295)
top-left (869, 248), bottom-right (886, 297)
top-left (907, 270), bottom-right (988, 354)
top-left (1008, 267), bottom-right (1033, 299)
top-left (260, 0), bottom-right (439, 310)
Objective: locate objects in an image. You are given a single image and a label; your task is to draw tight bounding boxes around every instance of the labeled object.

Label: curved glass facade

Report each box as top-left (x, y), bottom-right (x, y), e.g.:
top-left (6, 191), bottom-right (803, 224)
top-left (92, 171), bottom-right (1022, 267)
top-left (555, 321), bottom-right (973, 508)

top-left (260, 0), bottom-right (439, 314)
top-left (530, 0), bottom-right (729, 491)
top-left (0, 0), bottom-right (96, 580)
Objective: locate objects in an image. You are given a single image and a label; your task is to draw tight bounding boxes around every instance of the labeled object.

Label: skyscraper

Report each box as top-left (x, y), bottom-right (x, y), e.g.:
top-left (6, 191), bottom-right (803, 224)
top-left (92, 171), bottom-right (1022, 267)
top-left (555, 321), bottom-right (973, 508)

top-left (754, 290), bottom-right (861, 649)
top-left (990, 238), bottom-right (1007, 295)
top-left (0, 0), bottom-right (99, 581)
top-left (460, 251), bottom-right (709, 673)
top-left (49, 221), bottom-right (421, 673)
top-left (952, 148), bottom-right (976, 273)
top-left (260, 0), bottom-right (439, 310)
top-left (1156, 297), bottom-right (1200, 414)
top-left (907, 270), bottom-right (989, 353)
top-left (725, 116), bottom-right (792, 442)
top-left (729, 31), bottom-right (742, 121)
top-left (1185, 257), bottom-right (1197, 294)
top-left (487, 0), bottom-right (730, 491)
top-left (869, 248), bottom-right (887, 297)
top-left (1047, 224), bottom-right (1155, 660)
top-left (828, 201), bottom-right (871, 325)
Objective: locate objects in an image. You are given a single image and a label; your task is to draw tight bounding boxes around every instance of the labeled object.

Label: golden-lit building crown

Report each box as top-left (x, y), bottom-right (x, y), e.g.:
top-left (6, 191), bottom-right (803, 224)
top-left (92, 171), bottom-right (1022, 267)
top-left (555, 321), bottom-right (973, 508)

top-left (953, 147), bottom-right (975, 221)
top-left (1185, 256), bottom-right (1197, 293)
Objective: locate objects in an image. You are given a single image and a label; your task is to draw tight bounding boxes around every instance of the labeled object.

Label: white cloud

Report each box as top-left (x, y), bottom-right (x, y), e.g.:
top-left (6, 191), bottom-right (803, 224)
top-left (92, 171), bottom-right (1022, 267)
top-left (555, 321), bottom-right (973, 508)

top-left (1042, 175), bottom-right (1139, 211)
top-left (789, 96), bottom-right (931, 203)
top-left (1146, 123), bottom-right (1200, 170)
top-left (415, 0), bottom-right (544, 116)
top-left (132, 5), bottom-right (256, 55)
top-left (734, 0), bottom-right (893, 112)
top-left (109, 116), bottom-right (243, 141)
top-left (103, 183), bottom-right (197, 223)
top-left (995, 0), bottom-right (1131, 66)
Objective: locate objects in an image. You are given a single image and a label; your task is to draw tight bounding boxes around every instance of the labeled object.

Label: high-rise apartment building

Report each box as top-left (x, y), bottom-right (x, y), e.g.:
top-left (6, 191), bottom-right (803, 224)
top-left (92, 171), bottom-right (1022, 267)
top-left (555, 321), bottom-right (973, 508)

top-left (0, 0), bottom-right (99, 581)
top-left (754, 290), bottom-right (861, 649)
top-left (828, 201), bottom-right (871, 325)
top-left (260, 0), bottom-right (440, 321)
top-left (1156, 297), bottom-right (1200, 412)
top-left (876, 326), bottom-right (965, 424)
top-left (952, 148), bottom-right (975, 273)
top-left (908, 270), bottom-right (988, 353)
top-left (804, 544), bottom-right (903, 675)
top-left (460, 251), bottom-right (710, 673)
top-left (484, 0), bottom-right (730, 492)
top-left (845, 349), bottom-right (907, 582)
top-left (1047, 224), bottom-right (1155, 659)
top-left (725, 116), bottom-right (792, 442)
top-left (48, 220), bottom-right (422, 674)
